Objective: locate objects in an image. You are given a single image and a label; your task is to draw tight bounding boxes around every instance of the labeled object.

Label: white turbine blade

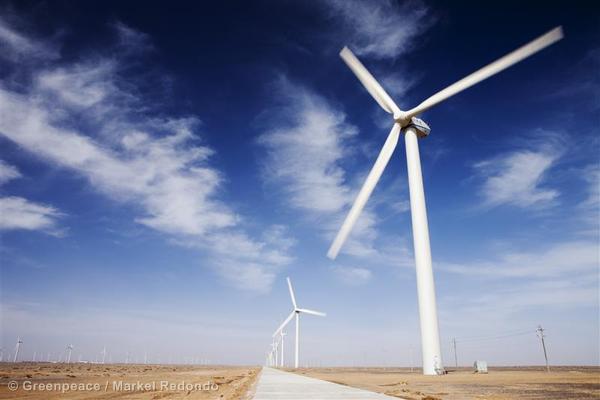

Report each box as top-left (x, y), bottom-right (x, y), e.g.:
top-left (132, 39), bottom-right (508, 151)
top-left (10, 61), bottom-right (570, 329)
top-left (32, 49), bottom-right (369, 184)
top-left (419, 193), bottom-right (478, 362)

top-left (286, 277), bottom-right (297, 309)
top-left (327, 123), bottom-right (401, 259)
top-left (273, 311), bottom-right (295, 337)
top-left (340, 47), bottom-right (401, 116)
top-left (297, 308), bottom-right (326, 317)
top-left (405, 26), bottom-right (563, 118)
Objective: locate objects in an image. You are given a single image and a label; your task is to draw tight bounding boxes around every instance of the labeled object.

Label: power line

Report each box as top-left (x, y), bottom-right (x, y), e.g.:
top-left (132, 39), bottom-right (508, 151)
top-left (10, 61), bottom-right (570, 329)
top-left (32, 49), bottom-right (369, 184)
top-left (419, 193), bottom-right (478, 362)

top-left (454, 329), bottom-right (533, 344)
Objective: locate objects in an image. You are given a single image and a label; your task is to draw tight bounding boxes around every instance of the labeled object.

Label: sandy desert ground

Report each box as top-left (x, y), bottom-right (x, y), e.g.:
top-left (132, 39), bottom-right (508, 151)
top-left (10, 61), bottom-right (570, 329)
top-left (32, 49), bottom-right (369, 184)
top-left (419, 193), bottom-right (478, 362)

top-left (0, 363), bottom-right (259, 400)
top-left (296, 366), bottom-right (600, 400)
top-left (2, 363), bottom-right (599, 399)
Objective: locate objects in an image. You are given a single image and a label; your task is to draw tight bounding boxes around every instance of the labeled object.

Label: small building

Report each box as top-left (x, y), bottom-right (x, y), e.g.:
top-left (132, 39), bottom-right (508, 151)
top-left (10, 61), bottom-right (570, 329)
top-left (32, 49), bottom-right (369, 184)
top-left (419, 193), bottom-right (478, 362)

top-left (473, 360), bottom-right (488, 373)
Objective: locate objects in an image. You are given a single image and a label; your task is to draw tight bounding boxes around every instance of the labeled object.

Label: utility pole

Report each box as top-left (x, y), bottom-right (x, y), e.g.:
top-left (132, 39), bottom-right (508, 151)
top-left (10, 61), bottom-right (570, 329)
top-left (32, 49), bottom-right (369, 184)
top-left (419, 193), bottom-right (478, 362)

top-left (452, 338), bottom-right (458, 368)
top-left (536, 325), bottom-right (550, 372)
top-left (409, 346), bottom-right (414, 373)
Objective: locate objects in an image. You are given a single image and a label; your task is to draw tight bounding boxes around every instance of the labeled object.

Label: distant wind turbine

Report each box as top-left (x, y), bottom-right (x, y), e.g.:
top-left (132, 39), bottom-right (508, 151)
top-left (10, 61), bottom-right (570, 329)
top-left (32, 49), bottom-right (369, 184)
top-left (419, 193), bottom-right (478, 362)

top-left (273, 277), bottom-right (326, 368)
top-left (13, 337), bottom-right (22, 362)
top-left (328, 27), bottom-right (563, 375)
top-left (66, 345), bottom-right (74, 363)
top-left (279, 331), bottom-right (287, 367)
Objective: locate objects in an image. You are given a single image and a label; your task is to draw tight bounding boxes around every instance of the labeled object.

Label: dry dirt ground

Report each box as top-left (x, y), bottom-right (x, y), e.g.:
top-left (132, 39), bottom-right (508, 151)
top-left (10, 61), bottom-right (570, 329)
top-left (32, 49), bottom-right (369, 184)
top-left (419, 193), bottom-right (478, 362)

top-left (0, 363), bottom-right (259, 400)
top-left (295, 366), bottom-right (600, 400)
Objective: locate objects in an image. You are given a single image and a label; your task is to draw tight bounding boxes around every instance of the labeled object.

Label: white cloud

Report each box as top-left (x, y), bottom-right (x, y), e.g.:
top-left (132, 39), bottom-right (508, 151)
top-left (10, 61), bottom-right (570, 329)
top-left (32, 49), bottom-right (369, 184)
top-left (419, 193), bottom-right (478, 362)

top-left (0, 159), bottom-right (21, 184)
top-left (0, 16), bottom-right (58, 61)
top-left (331, 265), bottom-right (372, 286)
top-left (0, 90), bottom-right (238, 237)
top-left (323, 0), bottom-right (431, 59)
top-left (0, 196), bottom-right (61, 232)
top-left (0, 160), bottom-right (62, 233)
top-left (474, 149), bottom-right (559, 209)
top-left (441, 241), bottom-right (598, 279)
top-left (0, 19), bottom-right (293, 292)
top-left (257, 78), bottom-right (384, 258)
top-left (37, 62), bottom-right (118, 108)
top-left (257, 78), bottom-right (414, 268)
top-left (258, 79), bottom-right (357, 214)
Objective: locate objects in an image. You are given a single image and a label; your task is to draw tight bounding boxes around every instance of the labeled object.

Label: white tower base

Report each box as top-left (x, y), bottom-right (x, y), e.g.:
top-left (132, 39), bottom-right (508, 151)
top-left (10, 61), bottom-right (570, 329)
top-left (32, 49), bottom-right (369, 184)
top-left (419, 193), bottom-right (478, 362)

top-left (294, 313), bottom-right (299, 368)
top-left (404, 126), bottom-right (444, 376)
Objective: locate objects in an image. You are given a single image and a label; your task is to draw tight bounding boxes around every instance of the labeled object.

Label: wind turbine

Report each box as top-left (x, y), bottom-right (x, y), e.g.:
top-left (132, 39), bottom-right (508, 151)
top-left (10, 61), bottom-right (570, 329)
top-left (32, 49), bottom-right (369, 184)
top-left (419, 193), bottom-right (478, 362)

top-left (101, 346), bottom-right (107, 364)
top-left (66, 345), bottom-right (74, 363)
top-left (328, 27), bottom-right (563, 375)
top-left (13, 337), bottom-right (22, 362)
top-left (273, 277), bottom-right (326, 368)
top-left (279, 331), bottom-right (287, 367)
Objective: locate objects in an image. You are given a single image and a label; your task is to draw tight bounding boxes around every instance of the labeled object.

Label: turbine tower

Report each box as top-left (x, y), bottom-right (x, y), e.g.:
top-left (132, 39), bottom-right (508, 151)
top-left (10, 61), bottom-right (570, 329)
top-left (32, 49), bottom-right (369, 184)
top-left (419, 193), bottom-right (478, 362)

top-left (273, 277), bottom-right (326, 368)
top-left (280, 331), bottom-right (287, 367)
top-left (328, 27), bottom-right (563, 375)
top-left (101, 346), bottom-right (107, 364)
top-left (13, 337), bottom-right (22, 362)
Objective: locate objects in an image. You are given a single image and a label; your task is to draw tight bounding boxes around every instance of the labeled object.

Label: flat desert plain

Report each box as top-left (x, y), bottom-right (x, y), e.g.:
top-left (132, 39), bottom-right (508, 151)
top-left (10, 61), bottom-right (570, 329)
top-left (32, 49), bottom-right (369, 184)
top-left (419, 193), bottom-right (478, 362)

top-left (0, 363), bottom-right (258, 399)
top-left (296, 366), bottom-right (600, 400)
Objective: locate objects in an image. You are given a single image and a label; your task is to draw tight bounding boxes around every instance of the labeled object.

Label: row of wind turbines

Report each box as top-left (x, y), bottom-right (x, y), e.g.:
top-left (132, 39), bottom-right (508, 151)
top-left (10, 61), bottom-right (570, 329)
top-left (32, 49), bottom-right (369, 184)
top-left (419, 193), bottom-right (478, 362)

top-left (268, 26), bottom-right (563, 374)
top-left (267, 278), bottom-right (325, 368)
top-left (3, 337), bottom-right (213, 365)
top-left (1, 338), bottom-right (88, 363)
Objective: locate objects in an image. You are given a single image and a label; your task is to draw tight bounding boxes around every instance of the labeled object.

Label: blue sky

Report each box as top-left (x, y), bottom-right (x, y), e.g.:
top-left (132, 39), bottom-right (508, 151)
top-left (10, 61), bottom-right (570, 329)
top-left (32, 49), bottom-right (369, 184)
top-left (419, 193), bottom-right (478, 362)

top-left (0, 0), bottom-right (598, 366)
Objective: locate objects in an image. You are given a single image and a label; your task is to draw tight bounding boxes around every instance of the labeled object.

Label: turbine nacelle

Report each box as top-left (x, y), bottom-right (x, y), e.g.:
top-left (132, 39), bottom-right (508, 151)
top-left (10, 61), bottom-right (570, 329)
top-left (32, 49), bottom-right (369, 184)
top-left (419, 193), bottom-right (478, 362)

top-left (405, 117), bottom-right (431, 138)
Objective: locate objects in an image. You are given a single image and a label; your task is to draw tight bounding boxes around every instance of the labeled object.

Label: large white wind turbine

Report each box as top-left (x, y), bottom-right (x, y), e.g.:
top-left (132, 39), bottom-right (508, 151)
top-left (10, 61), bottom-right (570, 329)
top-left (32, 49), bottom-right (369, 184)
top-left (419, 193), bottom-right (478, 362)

top-left (273, 277), bottom-right (326, 368)
top-left (328, 27), bottom-right (563, 375)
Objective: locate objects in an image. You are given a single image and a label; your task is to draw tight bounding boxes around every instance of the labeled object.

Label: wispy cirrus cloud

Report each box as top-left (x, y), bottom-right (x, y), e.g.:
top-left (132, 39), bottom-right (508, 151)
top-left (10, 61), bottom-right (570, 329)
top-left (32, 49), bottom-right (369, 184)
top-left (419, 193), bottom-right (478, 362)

top-left (257, 81), bottom-right (356, 214)
top-left (0, 161), bottom-right (63, 233)
top-left (0, 17), bottom-right (292, 292)
top-left (472, 136), bottom-right (562, 209)
top-left (331, 265), bottom-right (372, 286)
top-left (0, 196), bottom-right (62, 232)
top-left (257, 78), bottom-right (413, 266)
top-left (0, 15), bottom-right (58, 61)
top-left (322, 0), bottom-right (431, 59)
top-left (0, 159), bottom-right (21, 184)
top-left (257, 78), bottom-right (379, 257)
top-left (441, 240), bottom-right (598, 279)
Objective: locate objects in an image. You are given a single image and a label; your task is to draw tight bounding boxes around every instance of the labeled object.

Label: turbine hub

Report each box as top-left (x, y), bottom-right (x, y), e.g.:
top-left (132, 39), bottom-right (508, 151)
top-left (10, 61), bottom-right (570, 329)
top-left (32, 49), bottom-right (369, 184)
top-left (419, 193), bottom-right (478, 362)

top-left (406, 116), bottom-right (431, 138)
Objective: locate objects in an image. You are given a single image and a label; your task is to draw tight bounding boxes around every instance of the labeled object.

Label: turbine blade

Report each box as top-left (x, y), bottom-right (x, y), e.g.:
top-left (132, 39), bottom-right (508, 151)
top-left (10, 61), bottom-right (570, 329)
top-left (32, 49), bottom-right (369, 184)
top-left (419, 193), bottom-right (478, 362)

top-left (297, 308), bottom-right (326, 317)
top-left (287, 277), bottom-right (297, 308)
top-left (405, 26), bottom-right (563, 118)
top-left (273, 311), bottom-right (295, 337)
top-left (327, 123), bottom-right (401, 259)
top-left (340, 47), bottom-right (401, 116)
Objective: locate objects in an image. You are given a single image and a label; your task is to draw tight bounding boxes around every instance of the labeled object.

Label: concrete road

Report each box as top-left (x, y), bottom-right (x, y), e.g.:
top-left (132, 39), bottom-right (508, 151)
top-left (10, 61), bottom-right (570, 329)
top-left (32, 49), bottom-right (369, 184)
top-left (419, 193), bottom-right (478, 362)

top-left (252, 367), bottom-right (405, 399)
